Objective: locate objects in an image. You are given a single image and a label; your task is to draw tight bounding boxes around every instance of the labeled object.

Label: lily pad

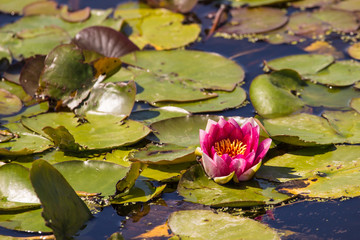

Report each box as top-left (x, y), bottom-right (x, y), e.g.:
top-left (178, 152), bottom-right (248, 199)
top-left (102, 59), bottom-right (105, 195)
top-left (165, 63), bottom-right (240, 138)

top-left (286, 11), bottom-right (330, 38)
top-left (130, 143), bottom-right (196, 165)
top-left (0, 0), bottom-right (44, 14)
top-left (322, 110), bottom-right (360, 144)
top-left (331, 0), bottom-right (360, 12)
top-left (141, 162), bottom-right (195, 182)
top-left (307, 60), bottom-right (360, 86)
top-left (153, 86), bottom-right (247, 113)
top-left (60, 6), bottom-right (90, 23)
top-left (177, 165), bottom-right (290, 207)
top-left (110, 180), bottom-right (166, 204)
top-left (260, 113), bottom-right (345, 146)
top-left (0, 89), bottom-right (22, 116)
top-left (0, 101), bottom-right (49, 124)
top-left (226, 0), bottom-right (290, 7)
top-left (30, 159), bottom-right (92, 239)
top-left (130, 107), bottom-right (189, 126)
top-left (150, 115), bottom-right (222, 147)
top-left (19, 55), bottom-right (45, 97)
top-left (21, 112), bottom-right (151, 150)
top-left (121, 50), bottom-right (245, 91)
top-left (218, 7), bottom-right (288, 35)
top-left (23, 1), bottom-right (59, 16)
top-left (0, 208), bottom-right (50, 233)
top-left (140, 13), bottom-right (200, 50)
top-left (266, 54), bottom-right (334, 75)
top-left (0, 163), bottom-right (40, 212)
top-left (312, 9), bottom-right (359, 33)
top-left (0, 122), bottom-right (53, 156)
top-left (301, 83), bottom-right (359, 109)
top-left (351, 97), bottom-right (360, 113)
top-left (258, 145), bottom-right (360, 198)
top-left (39, 43), bottom-right (95, 101)
top-left (73, 26), bottom-right (139, 58)
top-left (0, 79), bottom-right (34, 105)
top-left (348, 42), bottom-right (360, 60)
top-left (114, 7), bottom-right (200, 50)
top-left (168, 210), bottom-right (280, 240)
top-left (75, 81), bottom-right (136, 117)
top-left (291, 0), bottom-right (335, 8)
top-left (53, 160), bottom-right (129, 197)
top-left (249, 69), bottom-right (305, 118)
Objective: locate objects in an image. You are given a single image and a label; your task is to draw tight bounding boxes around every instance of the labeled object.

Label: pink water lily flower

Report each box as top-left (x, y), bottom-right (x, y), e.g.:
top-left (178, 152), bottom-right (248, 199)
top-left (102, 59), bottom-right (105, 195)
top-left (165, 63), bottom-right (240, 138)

top-left (197, 117), bottom-right (272, 184)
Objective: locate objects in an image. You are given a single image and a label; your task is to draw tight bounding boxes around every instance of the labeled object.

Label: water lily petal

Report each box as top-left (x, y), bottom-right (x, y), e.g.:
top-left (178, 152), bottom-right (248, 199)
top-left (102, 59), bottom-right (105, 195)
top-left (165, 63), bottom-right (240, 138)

top-left (244, 150), bottom-right (256, 167)
top-left (229, 127), bottom-right (244, 142)
top-left (255, 138), bottom-right (272, 163)
top-left (214, 153), bottom-right (229, 176)
top-left (218, 117), bottom-right (228, 128)
top-left (214, 171), bottom-right (235, 184)
top-left (201, 152), bottom-right (219, 178)
top-left (237, 160), bottom-right (262, 181)
top-left (205, 119), bottom-right (218, 132)
top-left (200, 130), bottom-right (212, 155)
top-left (228, 118), bottom-right (241, 129)
top-left (249, 124), bottom-right (260, 153)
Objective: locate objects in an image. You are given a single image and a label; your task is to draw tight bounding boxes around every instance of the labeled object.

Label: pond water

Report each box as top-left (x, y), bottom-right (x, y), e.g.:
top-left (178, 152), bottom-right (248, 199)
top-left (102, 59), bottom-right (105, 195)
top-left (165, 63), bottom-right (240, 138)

top-left (1, 0), bottom-right (360, 239)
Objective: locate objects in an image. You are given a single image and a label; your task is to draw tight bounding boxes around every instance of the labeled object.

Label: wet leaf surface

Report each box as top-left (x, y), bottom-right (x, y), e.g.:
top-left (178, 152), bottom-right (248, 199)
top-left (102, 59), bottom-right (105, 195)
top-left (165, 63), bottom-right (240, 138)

top-left (168, 210), bottom-right (280, 240)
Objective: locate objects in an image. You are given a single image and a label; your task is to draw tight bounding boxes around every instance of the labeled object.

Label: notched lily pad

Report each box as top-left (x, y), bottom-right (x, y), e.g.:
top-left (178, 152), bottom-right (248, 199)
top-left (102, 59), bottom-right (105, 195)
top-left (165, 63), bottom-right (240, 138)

top-left (130, 143), bottom-right (196, 165)
top-left (178, 165), bottom-right (290, 207)
top-left (130, 107), bottom-right (189, 126)
top-left (351, 97), bottom-right (360, 113)
top-left (0, 89), bottom-right (22, 116)
top-left (168, 210), bottom-right (280, 240)
top-left (266, 54), bottom-right (334, 75)
top-left (60, 6), bottom-right (91, 23)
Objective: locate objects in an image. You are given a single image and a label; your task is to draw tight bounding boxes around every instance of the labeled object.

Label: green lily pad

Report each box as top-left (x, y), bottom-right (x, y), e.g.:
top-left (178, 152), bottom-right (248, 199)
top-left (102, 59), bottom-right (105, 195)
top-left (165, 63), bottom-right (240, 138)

top-left (0, 163), bottom-right (40, 212)
top-left (168, 210), bottom-right (280, 240)
top-left (75, 81), bottom-right (136, 117)
top-left (351, 97), bottom-right (360, 113)
top-left (153, 86), bottom-right (247, 113)
top-left (258, 145), bottom-right (360, 198)
top-left (0, 208), bottom-right (50, 233)
top-left (130, 143), bottom-right (196, 165)
top-left (104, 149), bottom-right (135, 167)
top-left (178, 165), bottom-right (290, 207)
top-left (0, 79), bottom-right (34, 105)
top-left (110, 180), bottom-right (166, 204)
top-left (249, 69), bottom-right (305, 118)
top-left (266, 54), bottom-right (334, 75)
top-left (218, 7), bottom-right (288, 35)
top-left (53, 160), bottom-right (129, 197)
top-left (30, 159), bottom-right (92, 239)
top-left (322, 110), bottom-right (360, 144)
top-left (42, 126), bottom-right (82, 152)
top-left (301, 83), bottom-right (359, 109)
top-left (260, 113), bottom-right (345, 146)
top-left (7, 26), bottom-right (71, 59)
top-left (114, 7), bottom-right (200, 50)
top-left (117, 67), bottom-right (217, 104)
top-left (21, 112), bottom-right (151, 150)
top-left (140, 13), bottom-right (200, 50)
top-left (150, 115), bottom-right (222, 147)
top-left (312, 9), bottom-right (359, 33)
top-left (141, 162), bottom-right (195, 182)
top-left (0, 0), bottom-right (44, 14)
top-left (121, 50), bottom-right (245, 91)
top-left (0, 89), bottom-right (22, 116)
top-left (348, 42), bottom-right (360, 60)
top-left (39, 43), bottom-right (95, 101)
top-left (130, 107), bottom-right (189, 126)
top-left (307, 60), bottom-right (360, 86)
top-left (0, 122), bottom-right (53, 156)
top-left (1, 102), bottom-right (49, 124)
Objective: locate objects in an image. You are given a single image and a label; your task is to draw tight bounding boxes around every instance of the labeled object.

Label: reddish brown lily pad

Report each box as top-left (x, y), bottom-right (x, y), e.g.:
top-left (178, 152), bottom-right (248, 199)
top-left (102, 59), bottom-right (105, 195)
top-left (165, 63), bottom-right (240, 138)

top-left (60, 5), bottom-right (91, 23)
top-left (23, 1), bottom-right (59, 16)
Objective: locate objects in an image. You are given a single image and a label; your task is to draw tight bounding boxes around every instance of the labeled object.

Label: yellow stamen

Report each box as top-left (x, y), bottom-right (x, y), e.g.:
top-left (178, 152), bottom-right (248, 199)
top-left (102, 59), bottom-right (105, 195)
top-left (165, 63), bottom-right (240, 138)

top-left (214, 138), bottom-right (247, 157)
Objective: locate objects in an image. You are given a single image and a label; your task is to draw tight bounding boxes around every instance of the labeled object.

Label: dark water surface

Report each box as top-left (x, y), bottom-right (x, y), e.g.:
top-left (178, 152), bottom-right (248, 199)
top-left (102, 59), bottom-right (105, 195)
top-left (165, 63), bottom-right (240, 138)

top-left (1, 0), bottom-right (360, 239)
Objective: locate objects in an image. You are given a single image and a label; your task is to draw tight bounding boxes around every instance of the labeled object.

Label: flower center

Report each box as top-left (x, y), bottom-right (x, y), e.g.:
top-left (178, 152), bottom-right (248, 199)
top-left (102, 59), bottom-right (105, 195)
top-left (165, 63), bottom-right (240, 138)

top-left (214, 138), bottom-right (247, 158)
